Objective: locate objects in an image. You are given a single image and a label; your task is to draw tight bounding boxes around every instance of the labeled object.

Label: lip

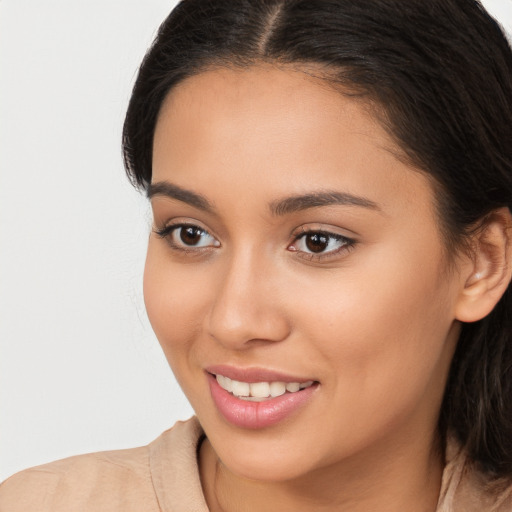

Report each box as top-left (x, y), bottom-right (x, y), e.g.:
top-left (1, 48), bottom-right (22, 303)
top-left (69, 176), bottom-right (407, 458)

top-left (206, 369), bottom-right (319, 429)
top-left (205, 364), bottom-right (315, 384)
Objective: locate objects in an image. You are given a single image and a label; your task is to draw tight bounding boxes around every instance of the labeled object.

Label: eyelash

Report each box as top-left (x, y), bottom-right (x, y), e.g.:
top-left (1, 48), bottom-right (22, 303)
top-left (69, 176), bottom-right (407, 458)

top-left (289, 228), bottom-right (356, 261)
top-left (153, 223), bottom-right (356, 261)
top-left (154, 223), bottom-right (219, 252)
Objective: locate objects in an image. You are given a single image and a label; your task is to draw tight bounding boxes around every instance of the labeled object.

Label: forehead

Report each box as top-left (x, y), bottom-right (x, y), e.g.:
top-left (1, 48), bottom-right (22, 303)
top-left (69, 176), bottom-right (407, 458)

top-left (152, 65), bottom-right (435, 220)
top-left (154, 65), bottom-right (400, 160)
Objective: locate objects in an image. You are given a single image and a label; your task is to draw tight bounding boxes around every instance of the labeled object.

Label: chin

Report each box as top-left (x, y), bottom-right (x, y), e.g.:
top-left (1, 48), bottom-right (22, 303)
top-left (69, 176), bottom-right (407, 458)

top-left (220, 446), bottom-right (315, 483)
top-left (199, 418), bottom-right (321, 482)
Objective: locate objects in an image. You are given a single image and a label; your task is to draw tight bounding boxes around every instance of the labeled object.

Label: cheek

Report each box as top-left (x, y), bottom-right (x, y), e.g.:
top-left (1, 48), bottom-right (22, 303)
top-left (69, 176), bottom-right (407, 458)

top-left (143, 241), bottom-right (208, 366)
top-left (292, 242), bottom-right (456, 417)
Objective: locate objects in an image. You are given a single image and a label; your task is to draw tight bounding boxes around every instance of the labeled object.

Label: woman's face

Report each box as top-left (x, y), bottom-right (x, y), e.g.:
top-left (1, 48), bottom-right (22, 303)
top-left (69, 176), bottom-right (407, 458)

top-left (146, 66), bottom-right (463, 481)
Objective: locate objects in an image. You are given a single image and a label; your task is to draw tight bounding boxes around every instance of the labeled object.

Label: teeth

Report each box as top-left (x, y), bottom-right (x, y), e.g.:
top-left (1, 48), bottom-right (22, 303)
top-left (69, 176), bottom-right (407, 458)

top-left (224, 376), bottom-right (233, 393)
top-left (215, 374), bottom-right (314, 399)
top-left (269, 381), bottom-right (286, 397)
top-left (216, 374), bottom-right (234, 393)
top-left (250, 382), bottom-right (270, 398)
top-left (231, 380), bottom-right (250, 397)
top-left (239, 396), bottom-right (270, 402)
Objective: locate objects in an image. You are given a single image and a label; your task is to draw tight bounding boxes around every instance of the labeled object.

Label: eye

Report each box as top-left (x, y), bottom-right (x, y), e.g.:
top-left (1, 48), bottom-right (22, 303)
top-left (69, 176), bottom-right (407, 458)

top-left (289, 230), bottom-right (355, 258)
top-left (154, 223), bottom-right (220, 250)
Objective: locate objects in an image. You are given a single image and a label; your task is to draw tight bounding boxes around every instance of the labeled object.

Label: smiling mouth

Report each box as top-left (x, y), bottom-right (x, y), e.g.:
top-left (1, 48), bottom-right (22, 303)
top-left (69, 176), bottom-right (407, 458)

top-left (207, 370), bottom-right (319, 428)
top-left (213, 373), bottom-right (316, 402)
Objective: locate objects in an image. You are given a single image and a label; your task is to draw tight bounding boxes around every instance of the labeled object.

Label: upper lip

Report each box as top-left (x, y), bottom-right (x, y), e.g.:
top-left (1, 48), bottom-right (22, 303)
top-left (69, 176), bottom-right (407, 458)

top-left (205, 364), bottom-right (317, 383)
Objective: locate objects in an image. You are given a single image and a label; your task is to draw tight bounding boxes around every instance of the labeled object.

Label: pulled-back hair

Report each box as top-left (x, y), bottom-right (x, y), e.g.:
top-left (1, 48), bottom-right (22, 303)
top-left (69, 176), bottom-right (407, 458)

top-left (122, 0), bottom-right (512, 477)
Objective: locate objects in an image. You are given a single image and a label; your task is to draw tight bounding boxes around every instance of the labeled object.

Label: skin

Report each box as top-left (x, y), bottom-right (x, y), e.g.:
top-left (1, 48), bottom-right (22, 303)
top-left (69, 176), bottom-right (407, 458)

top-left (145, 66), bottom-right (506, 512)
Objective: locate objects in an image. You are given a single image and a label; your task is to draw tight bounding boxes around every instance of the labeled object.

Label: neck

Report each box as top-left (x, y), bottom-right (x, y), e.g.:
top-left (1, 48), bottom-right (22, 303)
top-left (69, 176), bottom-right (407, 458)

top-left (199, 430), bottom-right (444, 512)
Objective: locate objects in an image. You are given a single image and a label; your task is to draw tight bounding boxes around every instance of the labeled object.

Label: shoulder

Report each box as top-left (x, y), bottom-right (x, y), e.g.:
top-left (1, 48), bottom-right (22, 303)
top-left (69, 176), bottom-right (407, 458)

top-left (439, 436), bottom-right (512, 512)
top-left (460, 467), bottom-right (512, 512)
top-left (0, 440), bottom-right (156, 512)
top-left (0, 418), bottom-right (204, 512)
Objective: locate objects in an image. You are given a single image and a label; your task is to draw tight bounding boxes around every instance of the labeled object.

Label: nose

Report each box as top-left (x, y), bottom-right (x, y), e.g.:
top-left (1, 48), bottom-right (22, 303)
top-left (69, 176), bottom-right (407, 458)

top-left (205, 250), bottom-right (291, 350)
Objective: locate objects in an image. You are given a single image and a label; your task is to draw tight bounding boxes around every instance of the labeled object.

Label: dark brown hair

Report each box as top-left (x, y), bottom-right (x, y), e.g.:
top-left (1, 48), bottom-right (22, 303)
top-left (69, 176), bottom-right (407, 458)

top-left (122, 0), bottom-right (512, 477)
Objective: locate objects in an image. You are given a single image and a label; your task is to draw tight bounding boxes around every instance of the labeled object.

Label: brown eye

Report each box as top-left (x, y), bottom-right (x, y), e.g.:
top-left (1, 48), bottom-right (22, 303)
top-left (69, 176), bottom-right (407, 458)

top-left (180, 226), bottom-right (204, 246)
top-left (170, 225), bottom-right (220, 248)
top-left (305, 233), bottom-right (329, 253)
top-left (289, 230), bottom-right (353, 258)
top-left (155, 223), bottom-right (220, 249)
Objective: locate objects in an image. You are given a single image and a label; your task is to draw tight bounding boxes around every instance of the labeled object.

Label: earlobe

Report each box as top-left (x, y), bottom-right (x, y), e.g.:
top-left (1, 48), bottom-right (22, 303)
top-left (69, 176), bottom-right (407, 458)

top-left (455, 207), bottom-right (512, 323)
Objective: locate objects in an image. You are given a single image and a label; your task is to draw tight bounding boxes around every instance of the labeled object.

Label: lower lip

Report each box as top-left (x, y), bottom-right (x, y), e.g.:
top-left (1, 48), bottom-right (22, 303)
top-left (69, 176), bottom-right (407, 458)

top-left (207, 373), bottom-right (318, 429)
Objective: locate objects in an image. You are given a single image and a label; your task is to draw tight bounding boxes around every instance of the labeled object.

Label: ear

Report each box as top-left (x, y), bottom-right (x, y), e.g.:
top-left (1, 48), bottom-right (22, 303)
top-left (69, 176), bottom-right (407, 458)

top-left (455, 207), bottom-right (512, 323)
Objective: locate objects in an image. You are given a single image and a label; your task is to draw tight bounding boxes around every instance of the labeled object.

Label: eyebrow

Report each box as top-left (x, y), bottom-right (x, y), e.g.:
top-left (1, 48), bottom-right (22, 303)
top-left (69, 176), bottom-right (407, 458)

top-left (270, 191), bottom-right (380, 216)
top-left (147, 181), bottom-right (380, 216)
top-left (147, 181), bottom-right (214, 212)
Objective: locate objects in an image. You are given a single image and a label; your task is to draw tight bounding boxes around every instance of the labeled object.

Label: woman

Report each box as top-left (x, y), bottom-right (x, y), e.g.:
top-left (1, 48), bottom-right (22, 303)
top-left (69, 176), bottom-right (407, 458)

top-left (1, 0), bottom-right (511, 510)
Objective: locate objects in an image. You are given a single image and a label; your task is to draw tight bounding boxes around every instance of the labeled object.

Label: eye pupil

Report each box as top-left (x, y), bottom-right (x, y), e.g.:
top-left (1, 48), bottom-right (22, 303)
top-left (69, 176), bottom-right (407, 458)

top-left (180, 226), bottom-right (202, 245)
top-left (305, 233), bottom-right (328, 253)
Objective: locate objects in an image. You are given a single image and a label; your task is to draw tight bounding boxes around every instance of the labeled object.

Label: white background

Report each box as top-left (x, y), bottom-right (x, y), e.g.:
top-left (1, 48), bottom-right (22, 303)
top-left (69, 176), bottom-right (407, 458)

top-left (1, 0), bottom-right (511, 482)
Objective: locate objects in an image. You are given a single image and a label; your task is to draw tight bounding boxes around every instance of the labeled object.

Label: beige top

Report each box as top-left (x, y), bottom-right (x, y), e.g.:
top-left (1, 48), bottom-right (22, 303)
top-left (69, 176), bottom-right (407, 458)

top-left (1, 417), bottom-right (511, 511)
